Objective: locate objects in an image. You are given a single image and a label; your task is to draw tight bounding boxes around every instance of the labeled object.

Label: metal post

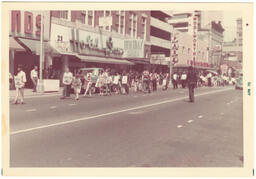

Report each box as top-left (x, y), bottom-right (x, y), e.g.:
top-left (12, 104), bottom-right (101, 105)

top-left (37, 12), bottom-right (44, 93)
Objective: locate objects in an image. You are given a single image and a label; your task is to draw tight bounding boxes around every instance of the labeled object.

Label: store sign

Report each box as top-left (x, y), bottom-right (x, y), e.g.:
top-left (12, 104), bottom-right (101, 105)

top-left (192, 13), bottom-right (197, 65)
top-left (220, 64), bottom-right (228, 74)
top-left (123, 39), bottom-right (144, 58)
top-left (150, 54), bottom-right (166, 64)
top-left (10, 11), bottom-right (50, 40)
top-left (171, 32), bottom-right (179, 64)
top-left (51, 23), bottom-right (144, 58)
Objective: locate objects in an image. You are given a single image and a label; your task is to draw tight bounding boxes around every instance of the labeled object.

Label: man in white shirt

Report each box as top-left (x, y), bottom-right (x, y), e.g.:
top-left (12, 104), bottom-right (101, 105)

top-left (30, 66), bottom-right (38, 92)
top-left (14, 65), bottom-right (27, 104)
top-left (61, 67), bottom-right (73, 99)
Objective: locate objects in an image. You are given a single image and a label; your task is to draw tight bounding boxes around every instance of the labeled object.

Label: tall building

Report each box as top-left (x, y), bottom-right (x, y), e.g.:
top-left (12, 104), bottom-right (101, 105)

top-left (168, 11), bottom-right (224, 68)
top-left (149, 11), bottom-right (173, 71)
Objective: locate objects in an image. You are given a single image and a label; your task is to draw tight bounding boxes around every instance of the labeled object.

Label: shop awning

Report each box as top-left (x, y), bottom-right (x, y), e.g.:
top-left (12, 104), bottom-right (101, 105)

top-left (126, 58), bottom-right (150, 65)
top-left (17, 38), bottom-right (45, 55)
top-left (9, 37), bottom-right (25, 51)
top-left (17, 38), bottom-right (74, 56)
top-left (76, 55), bottom-right (134, 65)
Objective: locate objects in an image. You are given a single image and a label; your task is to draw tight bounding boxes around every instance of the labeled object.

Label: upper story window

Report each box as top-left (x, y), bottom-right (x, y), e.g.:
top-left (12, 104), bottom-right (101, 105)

top-left (60, 11), bottom-right (68, 19)
top-left (141, 16), bottom-right (147, 40)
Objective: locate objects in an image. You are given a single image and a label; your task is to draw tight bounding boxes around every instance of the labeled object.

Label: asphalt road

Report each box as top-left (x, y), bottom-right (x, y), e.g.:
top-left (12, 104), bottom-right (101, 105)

top-left (10, 86), bottom-right (243, 167)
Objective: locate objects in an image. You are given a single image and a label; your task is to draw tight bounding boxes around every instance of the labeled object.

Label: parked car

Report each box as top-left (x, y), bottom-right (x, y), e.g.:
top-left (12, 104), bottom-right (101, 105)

top-left (235, 74), bottom-right (243, 90)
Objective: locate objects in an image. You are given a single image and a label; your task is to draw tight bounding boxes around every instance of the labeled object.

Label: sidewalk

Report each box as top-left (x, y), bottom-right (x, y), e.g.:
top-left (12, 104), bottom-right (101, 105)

top-left (9, 88), bottom-right (63, 99)
top-left (9, 85), bottom-right (228, 99)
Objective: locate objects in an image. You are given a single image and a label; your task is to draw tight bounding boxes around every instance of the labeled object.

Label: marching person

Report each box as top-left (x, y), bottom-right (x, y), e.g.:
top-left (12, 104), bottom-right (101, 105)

top-left (121, 72), bottom-right (129, 95)
top-left (207, 72), bottom-right (212, 87)
top-left (13, 65), bottom-right (27, 104)
top-left (151, 71), bottom-right (158, 92)
top-left (72, 73), bottom-right (82, 100)
top-left (83, 71), bottom-right (93, 97)
top-left (30, 66), bottom-right (38, 92)
top-left (172, 72), bottom-right (178, 89)
top-left (142, 69), bottom-right (151, 93)
top-left (181, 71), bottom-right (187, 88)
top-left (60, 67), bottom-right (73, 99)
top-left (187, 66), bottom-right (197, 103)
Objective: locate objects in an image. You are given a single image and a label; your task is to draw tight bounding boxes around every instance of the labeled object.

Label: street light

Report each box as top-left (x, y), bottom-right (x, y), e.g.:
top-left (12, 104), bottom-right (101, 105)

top-left (37, 11), bottom-right (44, 93)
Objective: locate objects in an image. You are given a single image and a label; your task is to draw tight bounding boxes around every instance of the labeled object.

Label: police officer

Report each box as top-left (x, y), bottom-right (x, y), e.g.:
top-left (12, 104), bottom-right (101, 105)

top-left (187, 66), bottom-right (197, 102)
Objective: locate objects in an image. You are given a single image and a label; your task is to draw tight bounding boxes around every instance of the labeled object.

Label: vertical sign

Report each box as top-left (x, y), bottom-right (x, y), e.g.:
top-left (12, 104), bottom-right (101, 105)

top-left (192, 13), bottom-right (197, 66)
top-left (171, 32), bottom-right (179, 64)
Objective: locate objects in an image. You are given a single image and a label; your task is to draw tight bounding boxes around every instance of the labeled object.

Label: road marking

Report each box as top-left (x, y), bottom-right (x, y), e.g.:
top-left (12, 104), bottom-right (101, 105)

top-left (142, 94), bottom-right (146, 96)
top-left (133, 96), bottom-right (138, 98)
top-left (198, 115), bottom-right (203, 119)
top-left (68, 103), bottom-right (76, 106)
top-left (177, 125), bottom-right (183, 128)
top-left (50, 106), bottom-right (57, 109)
top-left (187, 120), bottom-right (194, 123)
top-left (220, 112), bottom-right (224, 115)
top-left (129, 111), bottom-right (145, 115)
top-left (10, 87), bottom-right (233, 135)
top-left (25, 109), bottom-right (37, 112)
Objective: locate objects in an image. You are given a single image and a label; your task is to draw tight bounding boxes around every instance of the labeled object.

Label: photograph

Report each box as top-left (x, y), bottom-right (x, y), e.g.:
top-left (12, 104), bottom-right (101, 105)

top-left (2, 1), bottom-right (254, 177)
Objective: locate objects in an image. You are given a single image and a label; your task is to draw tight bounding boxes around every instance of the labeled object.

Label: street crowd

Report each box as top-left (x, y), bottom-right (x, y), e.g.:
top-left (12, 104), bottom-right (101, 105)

top-left (11, 65), bottom-right (237, 104)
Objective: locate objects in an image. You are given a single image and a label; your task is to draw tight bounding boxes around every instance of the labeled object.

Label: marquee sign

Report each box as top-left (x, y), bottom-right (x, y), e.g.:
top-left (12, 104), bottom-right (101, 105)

top-left (171, 32), bottom-right (179, 64)
top-left (192, 13), bottom-right (197, 66)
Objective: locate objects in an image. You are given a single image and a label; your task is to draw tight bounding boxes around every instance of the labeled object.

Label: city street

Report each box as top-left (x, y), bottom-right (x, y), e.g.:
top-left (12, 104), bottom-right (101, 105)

top-left (10, 86), bottom-right (243, 167)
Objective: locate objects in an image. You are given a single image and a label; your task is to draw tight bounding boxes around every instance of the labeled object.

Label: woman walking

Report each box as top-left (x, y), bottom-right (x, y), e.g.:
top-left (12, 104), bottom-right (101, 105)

top-left (13, 65), bottom-right (27, 104)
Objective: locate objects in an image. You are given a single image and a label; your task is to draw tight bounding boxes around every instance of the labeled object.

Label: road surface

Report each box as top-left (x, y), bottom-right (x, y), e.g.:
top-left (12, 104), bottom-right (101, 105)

top-left (10, 86), bottom-right (243, 167)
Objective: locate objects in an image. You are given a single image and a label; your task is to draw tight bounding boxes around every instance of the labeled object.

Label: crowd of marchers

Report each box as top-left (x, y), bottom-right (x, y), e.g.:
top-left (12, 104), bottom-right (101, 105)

top-left (11, 64), bottom-right (238, 104)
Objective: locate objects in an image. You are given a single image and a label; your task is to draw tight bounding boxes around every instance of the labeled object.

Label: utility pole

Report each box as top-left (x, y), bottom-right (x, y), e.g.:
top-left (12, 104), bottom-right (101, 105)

top-left (37, 12), bottom-right (44, 93)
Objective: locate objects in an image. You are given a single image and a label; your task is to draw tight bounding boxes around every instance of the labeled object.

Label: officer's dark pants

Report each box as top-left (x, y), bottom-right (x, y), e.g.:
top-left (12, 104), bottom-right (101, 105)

top-left (188, 84), bottom-right (195, 102)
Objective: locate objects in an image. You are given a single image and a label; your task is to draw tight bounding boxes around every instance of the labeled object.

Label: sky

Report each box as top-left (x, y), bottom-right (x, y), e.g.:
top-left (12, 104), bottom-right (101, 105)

top-left (222, 11), bottom-right (243, 42)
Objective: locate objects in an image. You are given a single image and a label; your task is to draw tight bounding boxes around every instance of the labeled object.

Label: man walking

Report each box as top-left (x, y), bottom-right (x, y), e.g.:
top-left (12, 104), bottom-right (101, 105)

top-left (30, 66), bottom-right (38, 92)
top-left (61, 67), bottom-right (73, 99)
top-left (187, 66), bottom-right (197, 103)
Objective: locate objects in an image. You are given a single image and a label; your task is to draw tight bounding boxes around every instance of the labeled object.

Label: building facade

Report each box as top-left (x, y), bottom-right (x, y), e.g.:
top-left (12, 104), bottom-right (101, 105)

top-left (168, 11), bottom-right (224, 69)
top-left (149, 11), bottom-right (173, 72)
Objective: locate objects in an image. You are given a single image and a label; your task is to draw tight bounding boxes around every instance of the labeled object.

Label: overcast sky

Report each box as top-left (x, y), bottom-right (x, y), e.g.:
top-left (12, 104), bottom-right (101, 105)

top-left (222, 11), bottom-right (242, 42)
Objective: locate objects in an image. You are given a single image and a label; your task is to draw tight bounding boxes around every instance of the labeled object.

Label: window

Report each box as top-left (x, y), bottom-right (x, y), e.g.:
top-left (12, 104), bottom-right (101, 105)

top-left (141, 16), bottom-right (147, 40)
top-left (81, 11), bottom-right (86, 24)
top-left (119, 11), bottom-right (125, 35)
top-left (60, 11), bottom-right (68, 19)
top-left (88, 11), bottom-right (93, 26)
top-left (104, 10), bottom-right (111, 31)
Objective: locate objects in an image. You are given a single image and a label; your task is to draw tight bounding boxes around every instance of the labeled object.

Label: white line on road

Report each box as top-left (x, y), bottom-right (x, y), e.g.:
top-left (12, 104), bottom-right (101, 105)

top-left (198, 115), bottom-right (203, 119)
top-left (177, 125), bottom-right (183, 128)
top-left (25, 109), bottom-right (37, 112)
top-left (50, 106), bottom-right (57, 109)
top-left (10, 87), bottom-right (233, 136)
top-left (68, 103), bottom-right (77, 106)
top-left (187, 120), bottom-right (194, 123)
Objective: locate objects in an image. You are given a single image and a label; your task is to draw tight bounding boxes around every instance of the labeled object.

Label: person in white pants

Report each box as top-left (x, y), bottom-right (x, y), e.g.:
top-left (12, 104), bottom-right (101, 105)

top-left (14, 66), bottom-right (27, 104)
top-left (84, 72), bottom-right (92, 97)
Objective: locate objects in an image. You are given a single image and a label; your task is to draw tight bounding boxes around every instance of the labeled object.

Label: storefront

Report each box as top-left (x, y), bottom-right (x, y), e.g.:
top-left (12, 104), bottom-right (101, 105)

top-left (49, 19), bottom-right (150, 80)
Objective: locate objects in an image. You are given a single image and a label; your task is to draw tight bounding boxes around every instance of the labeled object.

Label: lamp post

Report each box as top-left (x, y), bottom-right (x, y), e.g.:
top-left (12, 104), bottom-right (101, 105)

top-left (37, 12), bottom-right (44, 93)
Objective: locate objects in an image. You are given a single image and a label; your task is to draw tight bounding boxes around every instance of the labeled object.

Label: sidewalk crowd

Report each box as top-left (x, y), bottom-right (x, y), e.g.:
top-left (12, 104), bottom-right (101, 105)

top-left (10, 65), bottom-right (238, 104)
